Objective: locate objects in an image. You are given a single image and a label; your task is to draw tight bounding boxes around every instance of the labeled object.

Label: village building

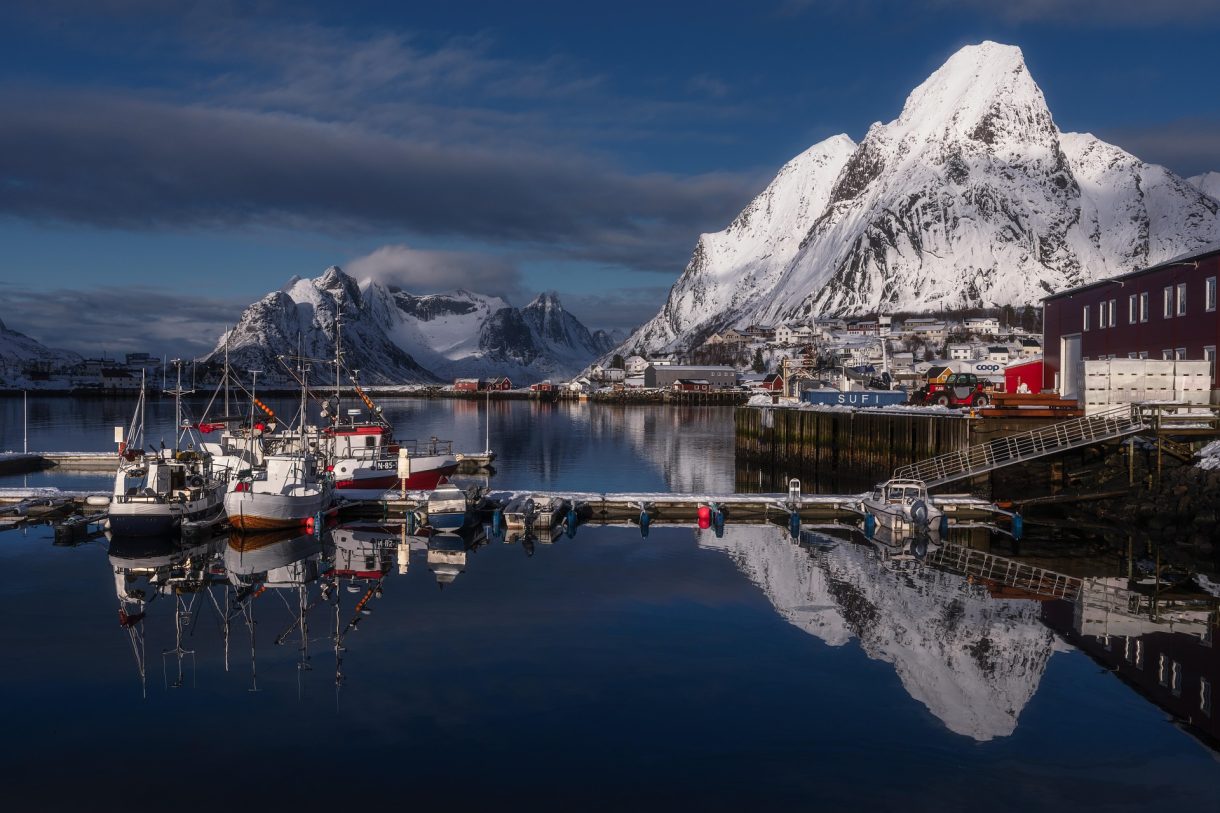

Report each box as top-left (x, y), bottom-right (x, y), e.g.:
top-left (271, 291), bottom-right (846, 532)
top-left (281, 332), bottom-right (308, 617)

top-left (644, 364), bottom-right (737, 390)
top-left (947, 343), bottom-right (974, 361)
top-left (1042, 243), bottom-right (1220, 401)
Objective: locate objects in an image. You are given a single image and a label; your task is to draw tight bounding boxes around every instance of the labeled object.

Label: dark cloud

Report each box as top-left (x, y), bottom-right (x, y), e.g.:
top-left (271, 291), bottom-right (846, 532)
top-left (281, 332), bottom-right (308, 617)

top-left (0, 283), bottom-right (241, 359)
top-left (558, 286), bottom-right (673, 334)
top-left (938, 0), bottom-right (1220, 24)
top-left (0, 89), bottom-right (758, 274)
top-left (1099, 117), bottom-right (1220, 179)
top-left (346, 244), bottom-right (524, 300)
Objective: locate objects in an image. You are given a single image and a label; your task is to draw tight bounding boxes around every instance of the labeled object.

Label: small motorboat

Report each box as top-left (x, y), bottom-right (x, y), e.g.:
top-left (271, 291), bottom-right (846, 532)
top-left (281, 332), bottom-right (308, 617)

top-left (424, 483), bottom-right (474, 531)
top-left (861, 478), bottom-right (943, 538)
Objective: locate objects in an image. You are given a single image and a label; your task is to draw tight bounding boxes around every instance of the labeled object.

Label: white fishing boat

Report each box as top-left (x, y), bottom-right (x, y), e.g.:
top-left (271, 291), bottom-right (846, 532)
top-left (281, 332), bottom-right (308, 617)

top-left (108, 366), bottom-right (230, 537)
top-left (224, 370), bottom-right (334, 531)
top-left (860, 478), bottom-right (943, 537)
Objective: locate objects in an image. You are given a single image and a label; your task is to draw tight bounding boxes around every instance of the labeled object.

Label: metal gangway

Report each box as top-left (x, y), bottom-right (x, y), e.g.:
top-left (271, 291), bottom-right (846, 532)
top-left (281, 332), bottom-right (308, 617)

top-left (892, 405), bottom-right (1146, 487)
top-left (928, 542), bottom-right (1085, 601)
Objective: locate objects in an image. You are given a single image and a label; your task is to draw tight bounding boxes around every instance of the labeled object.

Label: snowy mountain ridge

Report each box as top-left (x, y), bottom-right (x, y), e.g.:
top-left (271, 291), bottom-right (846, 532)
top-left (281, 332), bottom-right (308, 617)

top-left (616, 41), bottom-right (1220, 358)
top-left (0, 318), bottom-right (82, 367)
top-left (207, 267), bottom-right (607, 384)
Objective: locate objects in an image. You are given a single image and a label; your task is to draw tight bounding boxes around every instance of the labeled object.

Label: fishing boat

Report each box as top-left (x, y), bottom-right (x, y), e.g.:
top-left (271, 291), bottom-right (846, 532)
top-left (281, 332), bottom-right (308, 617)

top-left (319, 324), bottom-right (458, 499)
top-left (423, 483), bottom-right (476, 531)
top-left (224, 370), bottom-right (334, 531)
top-left (108, 366), bottom-right (230, 537)
top-left (860, 478), bottom-right (943, 537)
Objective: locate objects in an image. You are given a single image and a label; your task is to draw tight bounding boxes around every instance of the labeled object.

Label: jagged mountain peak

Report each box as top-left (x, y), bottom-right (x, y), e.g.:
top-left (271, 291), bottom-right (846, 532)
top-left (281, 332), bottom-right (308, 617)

top-left (897, 42), bottom-right (1039, 133)
top-left (526, 290), bottom-right (564, 310)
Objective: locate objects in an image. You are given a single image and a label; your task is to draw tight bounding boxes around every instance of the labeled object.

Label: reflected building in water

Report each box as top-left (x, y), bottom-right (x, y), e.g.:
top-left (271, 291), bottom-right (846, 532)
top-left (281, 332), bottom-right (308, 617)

top-left (699, 524), bottom-right (1063, 741)
top-left (1044, 594), bottom-right (1218, 750)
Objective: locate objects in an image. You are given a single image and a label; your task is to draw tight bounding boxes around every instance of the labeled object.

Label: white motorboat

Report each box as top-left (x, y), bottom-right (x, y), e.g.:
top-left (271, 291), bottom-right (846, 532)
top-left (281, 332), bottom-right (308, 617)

top-left (423, 483), bottom-right (474, 531)
top-left (860, 478), bottom-right (943, 537)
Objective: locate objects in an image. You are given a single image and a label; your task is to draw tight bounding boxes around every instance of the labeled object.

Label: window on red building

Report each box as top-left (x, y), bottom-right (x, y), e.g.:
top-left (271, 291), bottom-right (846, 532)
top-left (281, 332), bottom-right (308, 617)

top-left (1208, 277), bottom-right (1217, 312)
top-left (1205, 346), bottom-right (1216, 377)
top-left (1139, 292), bottom-right (1149, 322)
top-left (1082, 305), bottom-right (1090, 331)
top-left (1097, 301), bottom-right (1106, 328)
top-left (1163, 349), bottom-right (1173, 360)
top-left (1109, 299), bottom-right (1117, 326)
top-left (1163, 286), bottom-right (1173, 318)
top-left (1176, 283), bottom-right (1187, 316)
top-left (1128, 294), bottom-right (1137, 324)
top-left (1175, 348), bottom-right (1186, 360)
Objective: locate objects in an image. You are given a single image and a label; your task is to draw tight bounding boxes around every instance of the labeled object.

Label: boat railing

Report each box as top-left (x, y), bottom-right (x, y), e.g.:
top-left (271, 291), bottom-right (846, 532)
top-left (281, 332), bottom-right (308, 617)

top-left (398, 437), bottom-right (455, 456)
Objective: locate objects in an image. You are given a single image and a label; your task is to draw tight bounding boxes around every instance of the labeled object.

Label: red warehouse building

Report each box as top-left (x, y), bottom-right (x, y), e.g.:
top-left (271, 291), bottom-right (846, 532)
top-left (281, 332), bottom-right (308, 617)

top-left (1042, 244), bottom-right (1220, 402)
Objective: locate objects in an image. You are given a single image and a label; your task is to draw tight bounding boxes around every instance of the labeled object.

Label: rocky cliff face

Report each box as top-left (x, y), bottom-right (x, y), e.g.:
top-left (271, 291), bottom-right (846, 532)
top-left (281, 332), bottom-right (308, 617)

top-left (616, 42), bottom-right (1220, 357)
top-left (208, 268), bottom-right (606, 383)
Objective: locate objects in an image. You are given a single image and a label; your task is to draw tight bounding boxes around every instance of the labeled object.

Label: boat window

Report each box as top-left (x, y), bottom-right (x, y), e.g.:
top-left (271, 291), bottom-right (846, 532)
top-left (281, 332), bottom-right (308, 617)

top-left (366, 436), bottom-right (377, 447)
top-left (871, 489), bottom-right (882, 501)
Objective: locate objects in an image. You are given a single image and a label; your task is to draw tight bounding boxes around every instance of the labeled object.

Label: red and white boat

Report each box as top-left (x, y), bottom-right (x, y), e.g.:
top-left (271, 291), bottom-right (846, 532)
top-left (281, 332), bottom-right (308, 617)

top-left (323, 389), bottom-right (457, 499)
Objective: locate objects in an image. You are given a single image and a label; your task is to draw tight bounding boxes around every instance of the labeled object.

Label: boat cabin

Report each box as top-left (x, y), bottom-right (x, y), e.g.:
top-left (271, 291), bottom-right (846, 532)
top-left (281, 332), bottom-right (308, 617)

top-left (869, 479), bottom-right (929, 505)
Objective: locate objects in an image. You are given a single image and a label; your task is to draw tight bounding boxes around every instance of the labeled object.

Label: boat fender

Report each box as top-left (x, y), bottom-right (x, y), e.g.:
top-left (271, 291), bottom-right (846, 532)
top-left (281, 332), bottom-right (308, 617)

top-left (911, 499), bottom-right (929, 526)
top-left (864, 512), bottom-right (876, 539)
top-left (85, 495), bottom-right (111, 507)
top-left (187, 474), bottom-right (205, 489)
top-left (912, 536), bottom-right (928, 560)
top-left (492, 508), bottom-right (502, 536)
top-left (639, 510), bottom-right (650, 538)
top-left (788, 511), bottom-right (801, 539)
top-left (938, 513), bottom-right (949, 539)
top-left (697, 505), bottom-right (711, 524)
top-left (1012, 512), bottom-right (1023, 541)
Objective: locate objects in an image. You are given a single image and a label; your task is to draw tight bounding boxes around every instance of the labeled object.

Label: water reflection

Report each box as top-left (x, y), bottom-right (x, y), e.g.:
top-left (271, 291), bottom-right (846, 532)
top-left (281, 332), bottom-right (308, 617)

top-left (98, 518), bottom-right (1220, 754)
top-left (700, 525), bottom-right (1061, 741)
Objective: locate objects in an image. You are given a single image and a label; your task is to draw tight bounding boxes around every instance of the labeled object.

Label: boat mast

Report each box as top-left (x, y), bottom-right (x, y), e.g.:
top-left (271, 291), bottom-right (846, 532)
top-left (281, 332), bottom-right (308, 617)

top-left (223, 330), bottom-right (231, 418)
top-left (173, 359), bottom-right (183, 453)
top-left (334, 318), bottom-right (343, 424)
top-left (248, 369), bottom-right (261, 463)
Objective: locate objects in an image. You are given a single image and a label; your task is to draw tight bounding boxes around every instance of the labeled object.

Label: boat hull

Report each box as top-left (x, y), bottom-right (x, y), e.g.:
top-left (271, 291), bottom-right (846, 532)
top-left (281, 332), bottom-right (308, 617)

top-left (224, 489), bottom-right (332, 531)
top-left (332, 454), bottom-right (458, 499)
top-left (108, 493), bottom-right (226, 538)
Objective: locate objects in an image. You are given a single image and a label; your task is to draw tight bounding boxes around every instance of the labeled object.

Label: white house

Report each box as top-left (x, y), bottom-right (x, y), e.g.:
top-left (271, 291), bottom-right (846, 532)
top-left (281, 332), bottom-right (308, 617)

top-left (964, 317), bottom-right (1001, 335)
top-left (624, 355), bottom-right (649, 375)
top-left (947, 343), bottom-right (973, 361)
top-left (986, 345), bottom-right (1012, 363)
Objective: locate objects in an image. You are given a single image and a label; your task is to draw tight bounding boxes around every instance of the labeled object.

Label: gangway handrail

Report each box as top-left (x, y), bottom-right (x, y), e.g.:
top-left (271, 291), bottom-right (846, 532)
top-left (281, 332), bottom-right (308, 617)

top-left (893, 405), bottom-right (1145, 487)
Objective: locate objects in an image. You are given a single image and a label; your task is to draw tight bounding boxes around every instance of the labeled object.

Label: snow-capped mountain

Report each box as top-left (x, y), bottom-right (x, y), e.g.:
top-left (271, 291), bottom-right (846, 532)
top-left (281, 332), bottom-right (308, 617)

top-left (1189, 171), bottom-right (1220, 201)
top-left (208, 268), bottom-right (607, 384)
top-left (617, 41), bottom-right (1220, 356)
top-left (0, 319), bottom-right (81, 367)
top-left (700, 526), bottom-right (1060, 741)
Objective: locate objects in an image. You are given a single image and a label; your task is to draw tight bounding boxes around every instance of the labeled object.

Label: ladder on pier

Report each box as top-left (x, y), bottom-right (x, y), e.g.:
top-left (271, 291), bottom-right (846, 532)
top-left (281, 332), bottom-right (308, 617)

top-left (927, 543), bottom-right (1084, 601)
top-left (892, 405), bottom-right (1145, 487)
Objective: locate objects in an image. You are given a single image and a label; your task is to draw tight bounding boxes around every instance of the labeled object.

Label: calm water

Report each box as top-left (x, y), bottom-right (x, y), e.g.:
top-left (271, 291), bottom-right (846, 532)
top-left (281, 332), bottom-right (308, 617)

top-left (0, 395), bottom-right (1217, 811)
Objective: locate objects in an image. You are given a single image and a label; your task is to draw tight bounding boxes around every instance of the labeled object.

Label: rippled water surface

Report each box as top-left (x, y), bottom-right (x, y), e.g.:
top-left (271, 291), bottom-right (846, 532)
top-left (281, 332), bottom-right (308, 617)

top-left (0, 395), bottom-right (1217, 811)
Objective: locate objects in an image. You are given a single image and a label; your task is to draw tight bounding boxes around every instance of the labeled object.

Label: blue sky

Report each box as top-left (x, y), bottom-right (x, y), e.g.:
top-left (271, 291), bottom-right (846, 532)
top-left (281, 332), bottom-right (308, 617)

top-left (2, 0), bottom-right (1219, 356)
